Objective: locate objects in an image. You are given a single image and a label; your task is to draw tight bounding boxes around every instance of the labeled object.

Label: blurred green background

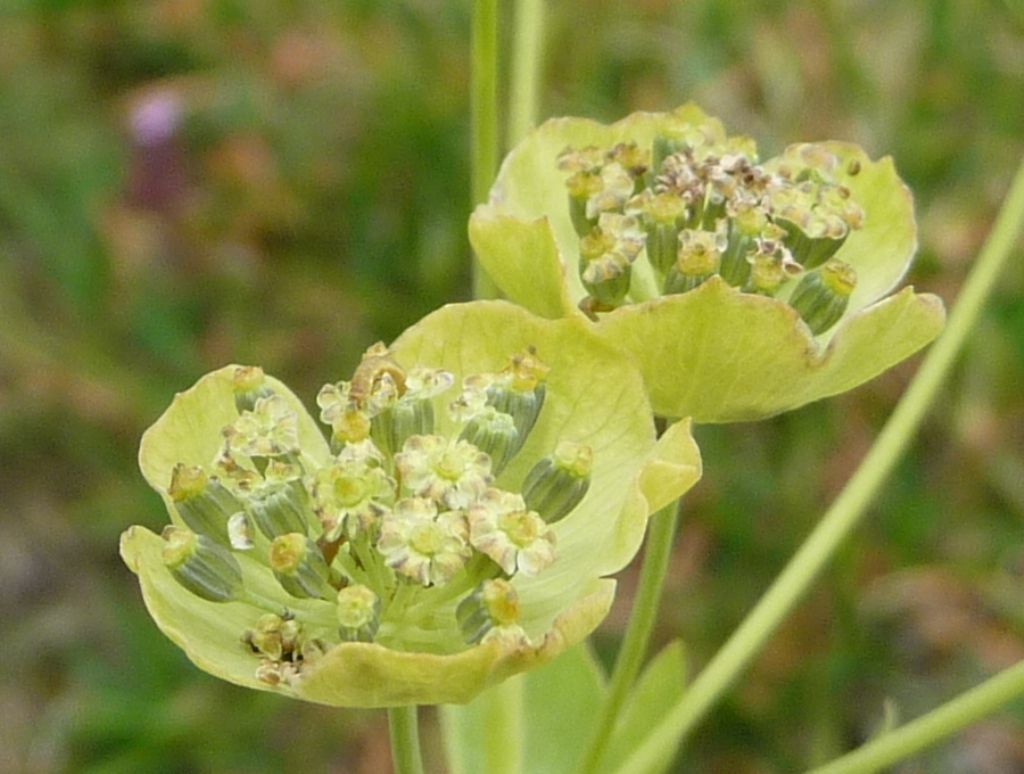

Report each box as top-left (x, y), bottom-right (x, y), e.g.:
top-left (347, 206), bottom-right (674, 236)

top-left (2, 1), bottom-right (1022, 771)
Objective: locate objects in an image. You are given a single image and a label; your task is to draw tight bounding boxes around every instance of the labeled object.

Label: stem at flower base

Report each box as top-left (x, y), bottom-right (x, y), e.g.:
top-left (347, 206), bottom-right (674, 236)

top-left (613, 155), bottom-right (1024, 774)
top-left (576, 501), bottom-right (681, 774)
top-left (508, 0), bottom-right (545, 146)
top-left (471, 0), bottom-right (500, 299)
top-left (808, 659), bottom-right (1024, 774)
top-left (481, 676), bottom-right (525, 774)
top-left (388, 705), bottom-right (425, 774)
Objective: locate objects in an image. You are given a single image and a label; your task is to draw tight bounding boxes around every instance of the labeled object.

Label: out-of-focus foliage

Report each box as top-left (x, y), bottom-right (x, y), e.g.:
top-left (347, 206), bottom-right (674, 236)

top-left (1, 0), bottom-right (1021, 771)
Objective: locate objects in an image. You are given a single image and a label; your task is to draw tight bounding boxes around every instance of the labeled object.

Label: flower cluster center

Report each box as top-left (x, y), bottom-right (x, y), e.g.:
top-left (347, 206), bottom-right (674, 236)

top-left (161, 352), bottom-right (594, 688)
top-left (558, 124), bottom-right (868, 334)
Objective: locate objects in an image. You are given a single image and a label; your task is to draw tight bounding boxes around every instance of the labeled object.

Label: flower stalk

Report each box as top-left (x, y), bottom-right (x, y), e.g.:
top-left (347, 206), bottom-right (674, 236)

top-left (472, 0), bottom-right (500, 299)
top-left (388, 705), bottom-right (425, 774)
top-left (576, 499), bottom-right (682, 774)
top-left (807, 659), bottom-right (1024, 774)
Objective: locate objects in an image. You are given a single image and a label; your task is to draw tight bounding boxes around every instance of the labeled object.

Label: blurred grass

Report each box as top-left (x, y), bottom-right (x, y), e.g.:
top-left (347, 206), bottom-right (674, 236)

top-left (0, 0), bottom-right (1022, 772)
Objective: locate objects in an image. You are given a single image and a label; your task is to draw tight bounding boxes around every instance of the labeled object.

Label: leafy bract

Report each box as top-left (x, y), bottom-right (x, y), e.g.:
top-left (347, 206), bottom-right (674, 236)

top-left (121, 301), bottom-right (701, 707)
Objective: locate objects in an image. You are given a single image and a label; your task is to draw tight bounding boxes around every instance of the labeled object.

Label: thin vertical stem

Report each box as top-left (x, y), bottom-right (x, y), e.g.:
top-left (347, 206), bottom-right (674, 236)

top-left (508, 0), bottom-right (545, 146)
top-left (614, 156), bottom-right (1024, 774)
top-left (471, 0), bottom-right (500, 299)
top-left (576, 502), bottom-right (682, 774)
top-left (482, 676), bottom-right (525, 774)
top-left (388, 705), bottom-right (425, 774)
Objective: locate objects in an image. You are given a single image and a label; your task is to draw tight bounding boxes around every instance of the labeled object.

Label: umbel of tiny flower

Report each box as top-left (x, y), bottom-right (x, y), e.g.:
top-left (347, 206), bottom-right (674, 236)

top-left (120, 301), bottom-right (701, 707)
top-left (470, 103), bottom-right (946, 422)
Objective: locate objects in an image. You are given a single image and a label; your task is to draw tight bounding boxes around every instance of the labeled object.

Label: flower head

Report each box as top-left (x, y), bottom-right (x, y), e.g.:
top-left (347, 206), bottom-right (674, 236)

top-left (470, 104), bottom-right (945, 421)
top-left (121, 302), bottom-right (701, 707)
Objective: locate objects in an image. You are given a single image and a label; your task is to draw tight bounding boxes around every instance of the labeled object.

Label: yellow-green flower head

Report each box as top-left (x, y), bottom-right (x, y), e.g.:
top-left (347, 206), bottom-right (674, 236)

top-left (470, 104), bottom-right (946, 422)
top-left (395, 435), bottom-right (493, 510)
top-left (378, 497), bottom-right (472, 586)
top-left (120, 302), bottom-right (701, 707)
top-left (467, 488), bottom-right (556, 576)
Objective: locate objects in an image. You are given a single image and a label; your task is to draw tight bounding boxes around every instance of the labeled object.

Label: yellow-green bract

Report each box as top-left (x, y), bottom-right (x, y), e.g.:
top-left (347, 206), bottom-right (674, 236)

top-left (120, 301), bottom-right (701, 707)
top-left (470, 104), bottom-right (945, 422)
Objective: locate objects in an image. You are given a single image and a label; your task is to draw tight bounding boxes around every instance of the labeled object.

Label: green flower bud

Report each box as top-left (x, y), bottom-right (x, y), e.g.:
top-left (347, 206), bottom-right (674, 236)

top-left (663, 228), bottom-right (724, 295)
top-left (168, 464), bottom-right (242, 545)
top-left (456, 578), bottom-right (521, 644)
top-left (521, 441), bottom-right (593, 523)
top-left (243, 461), bottom-right (313, 540)
top-left (789, 259), bottom-right (858, 334)
top-left (778, 217), bottom-right (847, 269)
top-left (161, 526), bottom-right (243, 603)
top-left (719, 205), bottom-right (767, 286)
top-left (745, 254), bottom-right (787, 296)
top-left (486, 349), bottom-right (550, 449)
top-left (606, 141), bottom-right (650, 184)
top-left (578, 213), bottom-right (645, 307)
top-left (567, 175), bottom-right (600, 237)
top-left (628, 190), bottom-right (688, 275)
top-left (336, 585), bottom-right (381, 643)
top-left (269, 533), bottom-right (335, 601)
top-left (458, 406), bottom-right (520, 475)
top-left (371, 397), bottom-right (434, 458)
top-left (232, 366), bottom-right (274, 413)
top-left (558, 146), bottom-right (606, 236)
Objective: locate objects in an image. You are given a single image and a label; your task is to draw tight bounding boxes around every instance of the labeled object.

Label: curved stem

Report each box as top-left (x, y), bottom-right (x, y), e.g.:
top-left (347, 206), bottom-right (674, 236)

top-left (388, 705), bottom-right (425, 774)
top-left (808, 660), bottom-right (1024, 774)
top-left (576, 501), bottom-right (681, 774)
top-left (614, 155), bottom-right (1024, 774)
top-left (471, 0), bottom-right (500, 299)
top-left (508, 0), bottom-right (545, 146)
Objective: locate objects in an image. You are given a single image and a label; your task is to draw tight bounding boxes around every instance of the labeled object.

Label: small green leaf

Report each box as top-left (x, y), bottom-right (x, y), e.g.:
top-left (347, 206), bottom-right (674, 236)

top-left (441, 643), bottom-right (607, 774)
top-left (601, 640), bottom-right (687, 774)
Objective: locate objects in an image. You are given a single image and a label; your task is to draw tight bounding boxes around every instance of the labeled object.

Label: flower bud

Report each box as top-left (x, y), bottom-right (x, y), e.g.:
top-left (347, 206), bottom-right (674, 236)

top-left (663, 228), bottom-right (723, 295)
top-left (521, 441), bottom-right (593, 523)
top-left (161, 526), bottom-right (243, 603)
top-left (719, 205), bottom-right (767, 286)
top-left (336, 585), bottom-right (381, 642)
top-left (458, 407), bottom-right (519, 475)
top-left (778, 217), bottom-right (847, 269)
top-left (745, 254), bottom-right (787, 296)
top-left (559, 146), bottom-right (605, 236)
top-left (244, 461), bottom-right (313, 539)
top-left (232, 366), bottom-right (274, 413)
top-left (269, 533), bottom-right (335, 601)
top-left (456, 578), bottom-right (521, 644)
top-left (580, 243), bottom-right (632, 306)
top-left (371, 397), bottom-right (434, 458)
top-left (629, 190), bottom-right (688, 275)
top-left (486, 350), bottom-right (549, 450)
top-left (788, 259), bottom-right (857, 334)
top-left (577, 213), bottom-right (645, 307)
top-left (168, 464), bottom-right (242, 545)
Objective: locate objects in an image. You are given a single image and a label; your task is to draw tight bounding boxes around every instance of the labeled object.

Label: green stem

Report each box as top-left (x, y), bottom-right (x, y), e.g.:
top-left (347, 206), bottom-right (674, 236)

top-left (471, 0), bottom-right (500, 299)
top-left (576, 502), bottom-right (681, 774)
top-left (807, 660), bottom-right (1024, 774)
top-left (388, 705), bottom-right (425, 774)
top-left (508, 0), bottom-right (545, 146)
top-left (614, 155), bottom-right (1024, 774)
top-left (481, 676), bottom-right (525, 774)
